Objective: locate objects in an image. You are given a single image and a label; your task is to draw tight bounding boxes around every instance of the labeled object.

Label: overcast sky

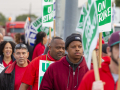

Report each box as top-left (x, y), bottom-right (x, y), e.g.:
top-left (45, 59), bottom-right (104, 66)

top-left (0, 0), bottom-right (42, 21)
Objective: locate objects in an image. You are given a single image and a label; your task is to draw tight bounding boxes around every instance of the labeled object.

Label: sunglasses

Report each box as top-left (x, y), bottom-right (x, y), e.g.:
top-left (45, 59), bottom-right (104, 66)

top-left (15, 44), bottom-right (27, 49)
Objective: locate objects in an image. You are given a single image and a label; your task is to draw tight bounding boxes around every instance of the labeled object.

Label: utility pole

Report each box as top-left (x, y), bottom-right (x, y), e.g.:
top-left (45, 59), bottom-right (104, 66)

top-left (55, 0), bottom-right (66, 37)
top-left (64, 0), bottom-right (80, 40)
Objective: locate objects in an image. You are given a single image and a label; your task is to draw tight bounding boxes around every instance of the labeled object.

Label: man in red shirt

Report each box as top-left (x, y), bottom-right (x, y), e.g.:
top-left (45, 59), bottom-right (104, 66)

top-left (78, 31), bottom-right (120, 90)
top-left (19, 37), bottom-right (65, 90)
top-left (39, 33), bottom-right (88, 90)
top-left (0, 44), bottom-right (31, 90)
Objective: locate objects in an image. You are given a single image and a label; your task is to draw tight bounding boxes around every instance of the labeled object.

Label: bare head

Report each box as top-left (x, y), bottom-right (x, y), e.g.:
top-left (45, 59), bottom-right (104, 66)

top-left (0, 28), bottom-right (5, 36)
top-left (49, 37), bottom-right (65, 60)
top-left (0, 33), bottom-right (3, 43)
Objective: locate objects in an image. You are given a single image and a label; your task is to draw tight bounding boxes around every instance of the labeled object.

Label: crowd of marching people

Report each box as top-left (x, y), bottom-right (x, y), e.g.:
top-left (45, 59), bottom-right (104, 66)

top-left (0, 26), bottom-right (119, 90)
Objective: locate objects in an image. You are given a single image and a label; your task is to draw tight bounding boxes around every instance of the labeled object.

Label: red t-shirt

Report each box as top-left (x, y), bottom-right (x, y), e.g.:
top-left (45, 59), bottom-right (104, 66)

top-left (2, 60), bottom-right (13, 67)
top-left (21, 51), bottom-right (57, 90)
top-left (32, 42), bottom-right (45, 60)
top-left (14, 64), bottom-right (31, 90)
top-left (77, 60), bottom-right (117, 90)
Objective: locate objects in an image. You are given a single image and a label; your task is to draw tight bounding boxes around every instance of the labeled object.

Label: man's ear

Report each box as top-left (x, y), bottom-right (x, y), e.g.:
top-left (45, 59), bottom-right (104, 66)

top-left (49, 45), bottom-right (51, 51)
top-left (66, 47), bottom-right (68, 52)
top-left (106, 46), bottom-right (111, 56)
top-left (27, 52), bottom-right (29, 58)
top-left (43, 37), bottom-right (45, 41)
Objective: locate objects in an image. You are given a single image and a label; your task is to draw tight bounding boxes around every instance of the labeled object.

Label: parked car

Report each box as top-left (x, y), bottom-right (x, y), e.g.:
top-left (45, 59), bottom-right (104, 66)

top-left (3, 36), bottom-right (14, 42)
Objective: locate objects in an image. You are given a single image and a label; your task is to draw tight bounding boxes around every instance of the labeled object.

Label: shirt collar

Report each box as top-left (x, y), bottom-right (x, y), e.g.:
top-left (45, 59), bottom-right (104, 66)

top-left (47, 51), bottom-right (56, 61)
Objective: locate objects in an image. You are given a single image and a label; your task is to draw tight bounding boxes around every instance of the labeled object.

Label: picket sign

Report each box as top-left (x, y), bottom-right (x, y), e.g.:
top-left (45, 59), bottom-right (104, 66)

top-left (102, 3), bottom-right (115, 43)
top-left (53, 0), bottom-right (56, 20)
top-left (42, 0), bottom-right (54, 28)
top-left (96, 0), bottom-right (111, 32)
top-left (27, 16), bottom-right (53, 46)
top-left (96, 0), bottom-right (111, 68)
top-left (24, 17), bottom-right (30, 44)
top-left (38, 60), bottom-right (54, 90)
top-left (53, 0), bottom-right (56, 37)
top-left (102, 29), bottom-right (113, 43)
top-left (76, 4), bottom-right (86, 33)
top-left (82, 0), bottom-right (99, 70)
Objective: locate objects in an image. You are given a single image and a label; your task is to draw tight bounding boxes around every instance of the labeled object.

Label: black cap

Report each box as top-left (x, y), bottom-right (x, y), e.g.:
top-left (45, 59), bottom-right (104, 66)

top-left (65, 33), bottom-right (82, 50)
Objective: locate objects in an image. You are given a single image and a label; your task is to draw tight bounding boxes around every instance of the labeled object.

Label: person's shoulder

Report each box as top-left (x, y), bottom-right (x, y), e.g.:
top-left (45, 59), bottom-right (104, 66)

top-left (37, 42), bottom-right (43, 47)
top-left (85, 70), bottom-right (94, 76)
top-left (82, 65), bottom-right (105, 81)
top-left (48, 57), bottom-right (66, 69)
top-left (50, 60), bottom-right (62, 67)
top-left (82, 56), bottom-right (87, 63)
top-left (26, 55), bottom-right (47, 70)
top-left (80, 56), bottom-right (89, 67)
top-left (0, 55), bottom-right (3, 64)
top-left (0, 55), bottom-right (3, 59)
top-left (31, 55), bottom-right (46, 63)
top-left (81, 69), bottom-right (95, 83)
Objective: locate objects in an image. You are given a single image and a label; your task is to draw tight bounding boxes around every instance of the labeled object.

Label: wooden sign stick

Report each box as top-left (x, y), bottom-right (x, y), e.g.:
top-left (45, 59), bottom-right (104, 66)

top-left (117, 59), bottom-right (120, 90)
top-left (92, 50), bottom-right (100, 81)
top-left (98, 32), bottom-right (102, 68)
top-left (49, 27), bottom-right (51, 39)
top-left (54, 20), bottom-right (56, 37)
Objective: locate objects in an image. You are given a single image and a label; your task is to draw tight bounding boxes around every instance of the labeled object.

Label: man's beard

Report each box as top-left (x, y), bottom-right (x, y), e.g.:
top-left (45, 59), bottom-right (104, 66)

top-left (111, 53), bottom-right (119, 66)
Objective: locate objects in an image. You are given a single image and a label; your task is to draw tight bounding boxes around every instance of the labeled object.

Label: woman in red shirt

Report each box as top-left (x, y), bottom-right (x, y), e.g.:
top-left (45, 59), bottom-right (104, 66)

top-left (32, 31), bottom-right (47, 60)
top-left (0, 41), bottom-right (16, 72)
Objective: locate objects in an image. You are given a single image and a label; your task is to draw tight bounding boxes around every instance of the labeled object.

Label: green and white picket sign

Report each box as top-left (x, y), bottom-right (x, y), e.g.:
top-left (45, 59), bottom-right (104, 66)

top-left (76, 5), bottom-right (87, 33)
top-left (42, 0), bottom-right (54, 28)
top-left (32, 17), bottom-right (53, 35)
top-left (29, 16), bottom-right (53, 45)
top-left (53, 0), bottom-right (56, 20)
top-left (82, 0), bottom-right (99, 69)
top-left (96, 0), bottom-right (111, 32)
top-left (38, 60), bottom-right (54, 90)
top-left (24, 17), bottom-right (30, 44)
top-left (102, 3), bottom-right (115, 43)
top-left (103, 28), bottom-right (113, 43)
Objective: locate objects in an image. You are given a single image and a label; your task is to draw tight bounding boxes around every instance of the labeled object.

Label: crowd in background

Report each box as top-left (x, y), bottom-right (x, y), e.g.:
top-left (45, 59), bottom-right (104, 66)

top-left (0, 27), bottom-right (119, 90)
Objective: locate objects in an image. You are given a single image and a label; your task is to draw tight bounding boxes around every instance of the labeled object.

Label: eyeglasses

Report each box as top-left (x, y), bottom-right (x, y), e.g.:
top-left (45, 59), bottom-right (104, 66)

top-left (15, 44), bottom-right (27, 50)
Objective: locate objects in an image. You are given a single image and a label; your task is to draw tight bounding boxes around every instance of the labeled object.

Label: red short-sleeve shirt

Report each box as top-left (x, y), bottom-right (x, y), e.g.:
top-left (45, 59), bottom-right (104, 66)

top-left (21, 52), bottom-right (56, 90)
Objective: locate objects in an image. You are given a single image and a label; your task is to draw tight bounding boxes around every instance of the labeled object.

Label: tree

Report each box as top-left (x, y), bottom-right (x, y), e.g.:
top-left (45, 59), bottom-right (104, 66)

top-left (115, 0), bottom-right (120, 7)
top-left (15, 14), bottom-right (38, 21)
top-left (0, 13), bottom-right (6, 26)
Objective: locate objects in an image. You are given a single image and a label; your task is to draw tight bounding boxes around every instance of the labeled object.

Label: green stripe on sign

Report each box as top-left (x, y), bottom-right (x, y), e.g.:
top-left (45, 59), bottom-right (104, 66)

top-left (43, 4), bottom-right (53, 23)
